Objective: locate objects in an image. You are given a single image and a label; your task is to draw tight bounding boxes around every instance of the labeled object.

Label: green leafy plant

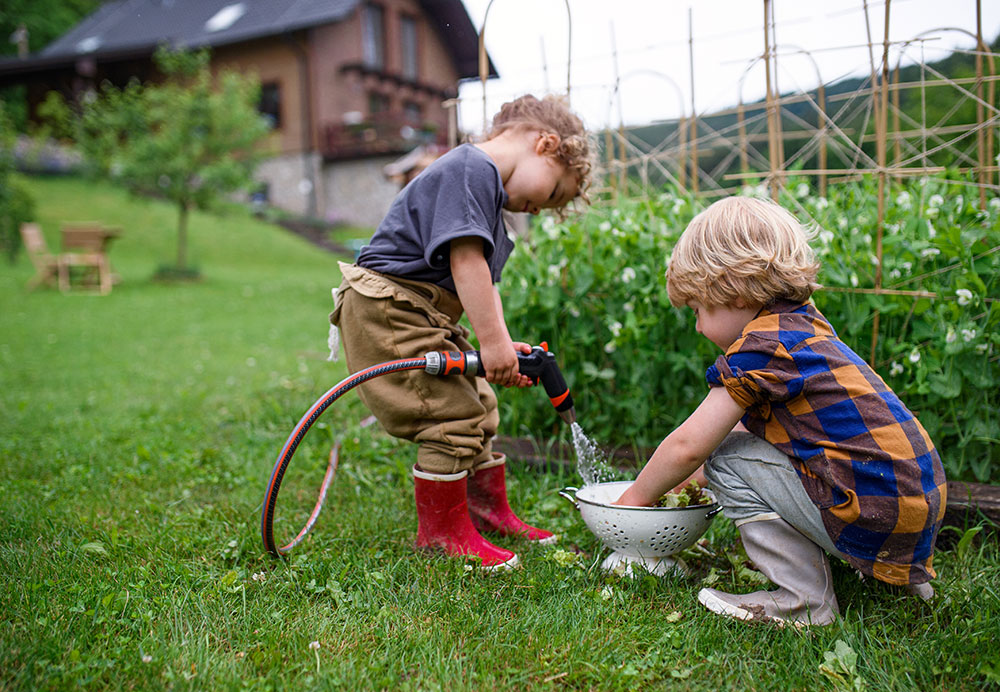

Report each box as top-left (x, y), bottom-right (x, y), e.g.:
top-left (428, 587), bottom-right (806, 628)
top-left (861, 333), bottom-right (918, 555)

top-left (502, 175), bottom-right (999, 483)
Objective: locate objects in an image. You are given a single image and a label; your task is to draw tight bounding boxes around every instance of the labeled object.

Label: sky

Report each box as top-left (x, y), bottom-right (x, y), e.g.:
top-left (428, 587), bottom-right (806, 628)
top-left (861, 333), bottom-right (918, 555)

top-left (455, 0), bottom-right (1000, 134)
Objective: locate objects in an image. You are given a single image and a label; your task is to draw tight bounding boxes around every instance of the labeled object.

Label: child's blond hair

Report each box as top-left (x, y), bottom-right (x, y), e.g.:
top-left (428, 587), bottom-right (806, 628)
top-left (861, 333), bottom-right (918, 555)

top-left (667, 196), bottom-right (821, 309)
top-left (487, 94), bottom-right (594, 205)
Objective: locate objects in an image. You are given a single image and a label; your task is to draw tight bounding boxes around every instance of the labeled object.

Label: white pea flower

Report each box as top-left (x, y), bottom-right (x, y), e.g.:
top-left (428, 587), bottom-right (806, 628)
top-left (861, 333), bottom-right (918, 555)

top-left (889, 269), bottom-right (902, 280)
top-left (956, 288), bottom-right (973, 306)
top-left (623, 302), bottom-right (634, 313)
top-left (870, 253), bottom-right (881, 267)
top-left (901, 261), bottom-right (912, 273)
top-left (599, 221), bottom-right (612, 232)
top-left (945, 328), bottom-right (957, 344)
top-left (890, 361), bottom-right (904, 376)
top-left (838, 217), bottom-right (848, 230)
top-left (621, 267), bottom-right (636, 283)
top-left (955, 195), bottom-right (964, 209)
top-left (989, 198), bottom-right (1000, 210)
top-left (928, 194), bottom-right (944, 208)
top-left (921, 247), bottom-right (940, 258)
top-left (568, 305), bottom-right (580, 318)
top-left (976, 343), bottom-right (990, 354)
top-left (819, 229), bottom-right (834, 245)
top-left (862, 234), bottom-right (872, 246)
top-left (796, 183), bottom-right (810, 198)
top-left (926, 220), bottom-right (936, 238)
top-left (909, 349), bottom-right (921, 364)
top-left (896, 191), bottom-right (911, 209)
top-left (816, 197), bottom-right (829, 210)
top-left (850, 273), bottom-right (859, 288)
top-left (962, 328), bottom-right (977, 343)
top-left (547, 264), bottom-right (561, 280)
top-left (609, 321), bottom-right (623, 337)
top-left (604, 341), bottom-right (617, 354)
top-left (886, 223), bottom-right (900, 234)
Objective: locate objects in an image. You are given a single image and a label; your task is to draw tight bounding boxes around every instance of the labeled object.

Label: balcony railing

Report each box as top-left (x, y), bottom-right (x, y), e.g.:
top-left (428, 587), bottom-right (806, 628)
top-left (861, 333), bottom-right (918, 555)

top-left (321, 111), bottom-right (445, 161)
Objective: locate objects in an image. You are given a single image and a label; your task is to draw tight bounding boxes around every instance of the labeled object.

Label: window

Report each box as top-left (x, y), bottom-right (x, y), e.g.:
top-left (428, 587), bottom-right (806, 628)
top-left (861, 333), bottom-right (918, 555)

top-left (400, 15), bottom-right (418, 81)
top-left (368, 92), bottom-right (390, 116)
top-left (259, 82), bottom-right (281, 128)
top-left (403, 102), bottom-right (422, 126)
top-left (362, 4), bottom-right (385, 70)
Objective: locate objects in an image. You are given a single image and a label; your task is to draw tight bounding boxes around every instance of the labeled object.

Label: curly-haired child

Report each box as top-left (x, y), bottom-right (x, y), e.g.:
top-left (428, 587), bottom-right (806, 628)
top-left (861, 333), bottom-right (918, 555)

top-left (331, 94), bottom-right (593, 570)
top-left (615, 196), bottom-right (946, 625)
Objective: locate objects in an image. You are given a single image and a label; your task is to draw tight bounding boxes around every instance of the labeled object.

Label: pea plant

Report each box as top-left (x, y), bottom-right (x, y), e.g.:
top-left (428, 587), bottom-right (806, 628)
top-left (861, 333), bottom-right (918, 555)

top-left (502, 174), bottom-right (999, 483)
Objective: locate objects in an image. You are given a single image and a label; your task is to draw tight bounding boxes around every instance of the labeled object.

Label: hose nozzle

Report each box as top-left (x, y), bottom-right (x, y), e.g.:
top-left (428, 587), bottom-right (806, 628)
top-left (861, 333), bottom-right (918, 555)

top-left (423, 344), bottom-right (575, 425)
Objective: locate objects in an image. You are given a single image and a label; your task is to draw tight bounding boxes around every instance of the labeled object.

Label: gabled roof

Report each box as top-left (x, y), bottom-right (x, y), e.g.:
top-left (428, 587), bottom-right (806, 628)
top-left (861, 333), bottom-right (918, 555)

top-left (39, 0), bottom-right (361, 59)
top-left (0, 0), bottom-right (495, 81)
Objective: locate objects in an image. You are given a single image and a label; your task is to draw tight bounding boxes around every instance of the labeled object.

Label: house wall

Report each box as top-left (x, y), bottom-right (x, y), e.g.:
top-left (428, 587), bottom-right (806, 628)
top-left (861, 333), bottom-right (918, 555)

top-left (212, 38), bottom-right (307, 155)
top-left (322, 156), bottom-right (401, 227)
top-left (214, 3), bottom-right (468, 226)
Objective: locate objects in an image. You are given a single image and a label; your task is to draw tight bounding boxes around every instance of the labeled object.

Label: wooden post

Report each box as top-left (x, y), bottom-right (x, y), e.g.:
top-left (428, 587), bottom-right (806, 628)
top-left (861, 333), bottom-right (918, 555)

top-left (688, 8), bottom-right (699, 195)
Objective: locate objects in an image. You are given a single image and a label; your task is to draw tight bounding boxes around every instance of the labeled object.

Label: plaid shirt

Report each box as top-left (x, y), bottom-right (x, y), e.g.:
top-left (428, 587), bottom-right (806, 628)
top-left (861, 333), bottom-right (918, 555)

top-left (706, 300), bottom-right (946, 585)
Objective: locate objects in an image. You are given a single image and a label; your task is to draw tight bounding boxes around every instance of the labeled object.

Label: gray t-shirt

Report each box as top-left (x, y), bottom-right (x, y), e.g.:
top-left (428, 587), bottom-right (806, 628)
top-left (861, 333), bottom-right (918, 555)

top-left (357, 144), bottom-right (515, 292)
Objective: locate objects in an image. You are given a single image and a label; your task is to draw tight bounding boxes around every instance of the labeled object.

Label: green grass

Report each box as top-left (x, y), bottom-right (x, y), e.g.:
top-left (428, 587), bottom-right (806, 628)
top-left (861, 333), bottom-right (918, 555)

top-left (2, 175), bottom-right (999, 690)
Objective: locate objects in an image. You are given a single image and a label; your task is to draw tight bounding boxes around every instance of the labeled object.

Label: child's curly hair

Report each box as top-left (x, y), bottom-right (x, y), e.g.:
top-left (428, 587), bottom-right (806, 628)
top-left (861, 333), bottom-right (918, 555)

top-left (487, 94), bottom-right (595, 206)
top-left (666, 196), bottom-right (821, 309)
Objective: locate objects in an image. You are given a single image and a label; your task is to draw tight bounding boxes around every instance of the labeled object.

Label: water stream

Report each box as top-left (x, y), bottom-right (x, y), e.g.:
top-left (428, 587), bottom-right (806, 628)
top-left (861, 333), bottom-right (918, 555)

top-left (570, 421), bottom-right (621, 487)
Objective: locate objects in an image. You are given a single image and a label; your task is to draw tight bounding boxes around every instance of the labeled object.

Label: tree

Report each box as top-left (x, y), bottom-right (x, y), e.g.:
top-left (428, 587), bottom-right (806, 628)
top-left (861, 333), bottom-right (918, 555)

top-left (78, 47), bottom-right (273, 277)
top-left (0, 103), bottom-right (36, 262)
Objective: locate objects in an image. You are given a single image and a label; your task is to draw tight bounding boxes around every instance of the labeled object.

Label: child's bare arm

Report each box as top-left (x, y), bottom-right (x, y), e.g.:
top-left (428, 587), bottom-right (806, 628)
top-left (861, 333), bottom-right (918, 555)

top-left (451, 237), bottom-right (531, 387)
top-left (614, 386), bottom-right (745, 506)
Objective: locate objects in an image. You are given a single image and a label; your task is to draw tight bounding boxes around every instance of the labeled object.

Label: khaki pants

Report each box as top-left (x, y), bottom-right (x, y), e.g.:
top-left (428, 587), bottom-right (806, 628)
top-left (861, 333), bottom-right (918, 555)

top-left (330, 263), bottom-right (498, 474)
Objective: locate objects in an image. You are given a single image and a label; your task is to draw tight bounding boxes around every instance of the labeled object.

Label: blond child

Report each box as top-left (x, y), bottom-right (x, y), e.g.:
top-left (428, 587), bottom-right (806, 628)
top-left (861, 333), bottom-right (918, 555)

top-left (331, 95), bottom-right (593, 570)
top-left (615, 196), bottom-right (946, 625)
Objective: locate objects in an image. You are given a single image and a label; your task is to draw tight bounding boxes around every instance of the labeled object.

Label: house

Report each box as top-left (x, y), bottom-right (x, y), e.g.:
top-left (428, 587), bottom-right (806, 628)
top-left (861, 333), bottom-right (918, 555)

top-left (0, 0), bottom-right (496, 226)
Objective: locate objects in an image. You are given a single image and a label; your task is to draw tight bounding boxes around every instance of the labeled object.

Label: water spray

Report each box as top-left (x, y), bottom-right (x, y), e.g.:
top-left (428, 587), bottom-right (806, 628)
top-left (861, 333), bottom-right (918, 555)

top-left (261, 343), bottom-right (574, 556)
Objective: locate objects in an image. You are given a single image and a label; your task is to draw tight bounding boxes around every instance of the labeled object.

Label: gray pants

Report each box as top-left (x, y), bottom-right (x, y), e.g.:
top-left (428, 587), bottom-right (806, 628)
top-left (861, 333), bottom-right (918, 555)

top-left (704, 432), bottom-right (845, 561)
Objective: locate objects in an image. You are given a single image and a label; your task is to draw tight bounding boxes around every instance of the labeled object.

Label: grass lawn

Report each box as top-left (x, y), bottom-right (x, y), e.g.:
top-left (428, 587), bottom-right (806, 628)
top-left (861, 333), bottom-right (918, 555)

top-left (2, 175), bottom-right (999, 690)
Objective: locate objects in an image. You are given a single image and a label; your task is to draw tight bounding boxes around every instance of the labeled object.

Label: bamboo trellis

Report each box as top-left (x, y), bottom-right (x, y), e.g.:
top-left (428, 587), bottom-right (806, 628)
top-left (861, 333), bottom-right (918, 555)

top-left (467, 0), bottom-right (999, 365)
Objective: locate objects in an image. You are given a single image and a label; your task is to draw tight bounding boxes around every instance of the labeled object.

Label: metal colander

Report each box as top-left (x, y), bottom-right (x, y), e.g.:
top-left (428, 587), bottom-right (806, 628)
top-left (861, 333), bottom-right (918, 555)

top-left (559, 481), bottom-right (721, 559)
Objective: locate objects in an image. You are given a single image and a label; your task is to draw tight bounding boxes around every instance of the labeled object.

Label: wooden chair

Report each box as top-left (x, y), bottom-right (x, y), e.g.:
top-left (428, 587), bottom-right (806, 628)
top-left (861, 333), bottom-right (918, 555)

top-left (19, 222), bottom-right (62, 291)
top-left (60, 223), bottom-right (120, 295)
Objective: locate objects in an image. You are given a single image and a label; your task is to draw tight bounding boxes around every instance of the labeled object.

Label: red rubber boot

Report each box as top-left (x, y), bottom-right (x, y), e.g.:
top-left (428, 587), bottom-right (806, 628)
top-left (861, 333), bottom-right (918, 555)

top-left (467, 453), bottom-right (557, 544)
top-left (413, 466), bottom-right (519, 570)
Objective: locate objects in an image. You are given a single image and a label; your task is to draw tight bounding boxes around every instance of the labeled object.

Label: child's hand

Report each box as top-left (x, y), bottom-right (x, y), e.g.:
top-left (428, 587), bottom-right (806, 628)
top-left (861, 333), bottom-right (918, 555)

top-left (481, 341), bottom-right (533, 388)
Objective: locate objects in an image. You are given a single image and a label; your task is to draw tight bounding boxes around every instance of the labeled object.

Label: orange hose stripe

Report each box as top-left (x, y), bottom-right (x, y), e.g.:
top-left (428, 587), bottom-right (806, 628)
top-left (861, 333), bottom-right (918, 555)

top-left (550, 390), bottom-right (569, 407)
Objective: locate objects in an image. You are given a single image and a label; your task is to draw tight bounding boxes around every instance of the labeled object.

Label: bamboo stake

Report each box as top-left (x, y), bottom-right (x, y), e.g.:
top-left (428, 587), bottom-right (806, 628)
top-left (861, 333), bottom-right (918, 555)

top-left (763, 0), bottom-right (780, 201)
top-left (738, 99), bottom-right (750, 174)
top-left (870, 0), bottom-right (891, 366)
top-left (818, 81), bottom-right (828, 197)
top-left (688, 8), bottom-right (699, 194)
top-left (976, 0), bottom-right (987, 208)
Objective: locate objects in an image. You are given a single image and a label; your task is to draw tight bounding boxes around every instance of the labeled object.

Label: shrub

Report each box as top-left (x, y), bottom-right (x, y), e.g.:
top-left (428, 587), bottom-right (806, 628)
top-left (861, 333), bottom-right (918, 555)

top-left (501, 175), bottom-right (999, 483)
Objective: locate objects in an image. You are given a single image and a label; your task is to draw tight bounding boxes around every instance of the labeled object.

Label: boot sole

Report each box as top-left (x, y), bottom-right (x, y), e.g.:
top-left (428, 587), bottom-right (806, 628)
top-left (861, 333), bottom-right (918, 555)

top-left (698, 588), bottom-right (757, 622)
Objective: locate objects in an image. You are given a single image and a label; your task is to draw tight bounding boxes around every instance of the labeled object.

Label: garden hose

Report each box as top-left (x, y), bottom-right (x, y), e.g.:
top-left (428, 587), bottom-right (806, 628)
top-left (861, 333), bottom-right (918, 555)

top-left (260, 345), bottom-right (574, 557)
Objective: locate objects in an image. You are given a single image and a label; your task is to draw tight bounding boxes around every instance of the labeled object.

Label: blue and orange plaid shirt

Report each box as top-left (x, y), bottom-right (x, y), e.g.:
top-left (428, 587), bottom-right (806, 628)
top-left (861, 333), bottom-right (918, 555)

top-left (706, 300), bottom-right (946, 585)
